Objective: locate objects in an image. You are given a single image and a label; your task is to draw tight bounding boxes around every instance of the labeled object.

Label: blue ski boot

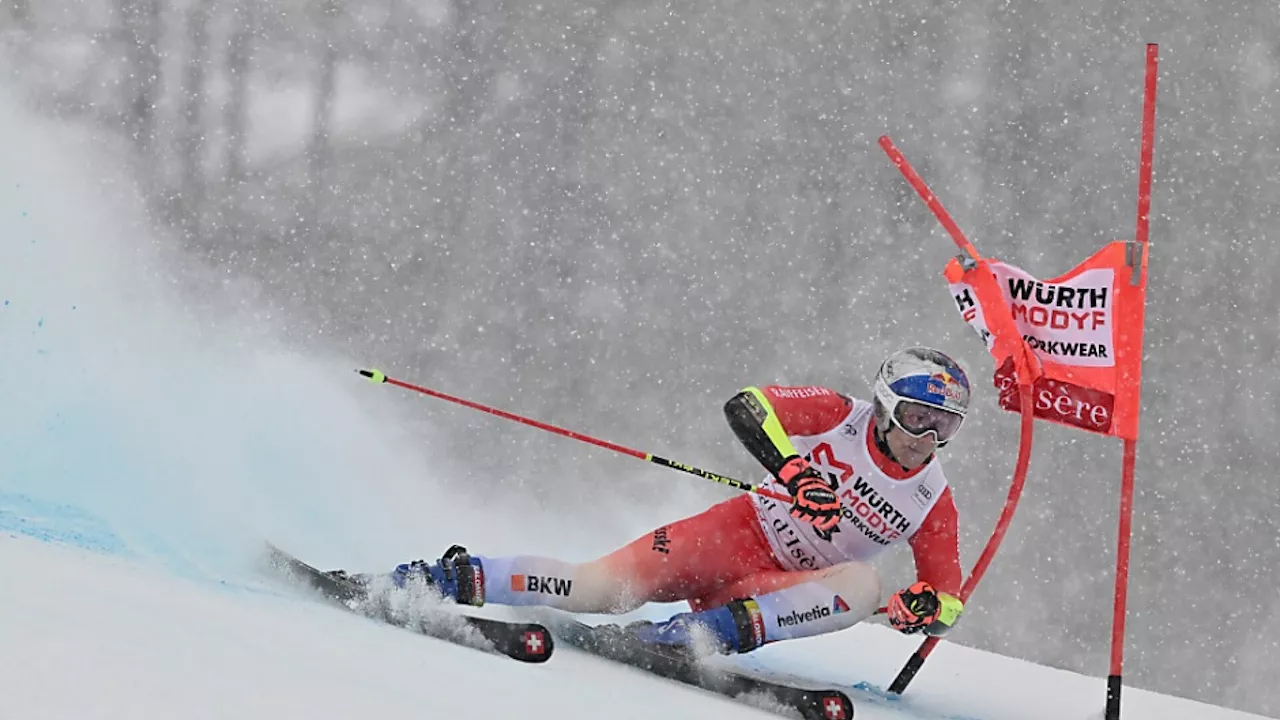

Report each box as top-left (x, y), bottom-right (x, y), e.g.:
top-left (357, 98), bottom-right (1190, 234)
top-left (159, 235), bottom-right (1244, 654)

top-left (600, 598), bottom-right (766, 659)
top-left (388, 544), bottom-right (486, 607)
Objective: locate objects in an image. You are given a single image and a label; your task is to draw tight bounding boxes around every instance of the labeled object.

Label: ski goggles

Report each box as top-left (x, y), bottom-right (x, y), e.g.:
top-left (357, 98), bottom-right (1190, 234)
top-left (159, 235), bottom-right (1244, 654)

top-left (890, 400), bottom-right (965, 445)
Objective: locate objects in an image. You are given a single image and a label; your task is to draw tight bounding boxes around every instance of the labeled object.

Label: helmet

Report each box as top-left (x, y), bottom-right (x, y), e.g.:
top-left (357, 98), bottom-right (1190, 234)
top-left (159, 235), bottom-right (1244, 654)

top-left (873, 347), bottom-right (971, 447)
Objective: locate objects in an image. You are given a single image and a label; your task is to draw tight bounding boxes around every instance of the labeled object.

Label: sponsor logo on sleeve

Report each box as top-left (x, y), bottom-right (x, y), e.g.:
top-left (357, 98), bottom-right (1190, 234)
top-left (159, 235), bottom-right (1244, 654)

top-left (650, 525), bottom-right (671, 554)
top-left (510, 574), bottom-right (573, 596)
top-left (776, 604), bottom-right (833, 628)
top-left (771, 386), bottom-right (834, 400)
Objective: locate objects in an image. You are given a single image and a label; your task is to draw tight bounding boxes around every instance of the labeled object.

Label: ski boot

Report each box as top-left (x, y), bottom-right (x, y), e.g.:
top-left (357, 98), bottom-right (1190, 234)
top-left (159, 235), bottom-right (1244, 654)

top-left (593, 598), bottom-right (765, 660)
top-left (322, 568), bottom-right (364, 584)
top-left (386, 544), bottom-right (486, 607)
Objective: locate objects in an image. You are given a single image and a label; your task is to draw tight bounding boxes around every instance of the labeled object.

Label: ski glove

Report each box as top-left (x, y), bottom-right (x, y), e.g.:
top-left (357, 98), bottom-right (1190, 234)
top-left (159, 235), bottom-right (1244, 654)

top-left (887, 581), bottom-right (964, 636)
top-left (777, 456), bottom-right (841, 532)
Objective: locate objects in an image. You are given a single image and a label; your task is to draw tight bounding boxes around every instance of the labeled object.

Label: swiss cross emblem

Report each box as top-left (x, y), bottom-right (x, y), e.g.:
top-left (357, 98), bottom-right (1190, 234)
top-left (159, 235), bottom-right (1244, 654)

top-left (523, 631), bottom-right (546, 656)
top-left (822, 695), bottom-right (848, 720)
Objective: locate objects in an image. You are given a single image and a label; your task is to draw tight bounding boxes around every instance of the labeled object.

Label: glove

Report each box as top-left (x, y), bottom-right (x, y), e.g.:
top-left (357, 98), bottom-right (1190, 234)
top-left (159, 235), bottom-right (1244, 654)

top-left (777, 456), bottom-right (842, 531)
top-left (886, 581), bottom-right (964, 636)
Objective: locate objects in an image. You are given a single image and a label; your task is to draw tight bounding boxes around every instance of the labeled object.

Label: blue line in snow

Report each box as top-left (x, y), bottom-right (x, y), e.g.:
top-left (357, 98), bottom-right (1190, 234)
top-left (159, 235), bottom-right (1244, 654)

top-left (0, 491), bottom-right (130, 556)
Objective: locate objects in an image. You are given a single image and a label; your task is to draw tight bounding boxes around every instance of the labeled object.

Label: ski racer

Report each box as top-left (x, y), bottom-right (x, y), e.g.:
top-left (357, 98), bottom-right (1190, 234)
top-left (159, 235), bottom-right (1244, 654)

top-left (343, 347), bottom-right (971, 656)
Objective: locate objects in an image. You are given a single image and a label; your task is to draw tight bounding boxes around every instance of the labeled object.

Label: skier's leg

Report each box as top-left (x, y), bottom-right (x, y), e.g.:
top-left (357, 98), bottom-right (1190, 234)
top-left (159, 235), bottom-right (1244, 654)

top-left (714, 560), bottom-right (881, 643)
top-left (692, 557), bottom-right (881, 617)
top-left (627, 560), bottom-right (881, 654)
top-left (416, 495), bottom-right (780, 613)
top-left (547, 493), bottom-right (781, 610)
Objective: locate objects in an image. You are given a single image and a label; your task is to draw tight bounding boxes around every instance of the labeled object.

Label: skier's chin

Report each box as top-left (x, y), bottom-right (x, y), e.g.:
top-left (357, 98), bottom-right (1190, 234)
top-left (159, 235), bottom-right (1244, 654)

top-left (897, 450), bottom-right (932, 471)
top-left (886, 432), bottom-right (936, 470)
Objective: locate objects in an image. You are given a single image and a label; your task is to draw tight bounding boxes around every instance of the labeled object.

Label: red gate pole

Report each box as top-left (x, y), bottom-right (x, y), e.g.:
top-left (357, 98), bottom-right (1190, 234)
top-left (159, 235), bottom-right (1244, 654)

top-left (888, 384), bottom-right (1036, 694)
top-left (878, 135), bottom-right (1039, 695)
top-left (1106, 42), bottom-right (1159, 720)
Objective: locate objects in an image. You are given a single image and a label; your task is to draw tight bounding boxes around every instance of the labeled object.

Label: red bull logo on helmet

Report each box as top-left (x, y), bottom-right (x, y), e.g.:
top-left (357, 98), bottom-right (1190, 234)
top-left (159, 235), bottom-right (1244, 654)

top-left (927, 371), bottom-right (966, 403)
top-left (882, 348), bottom-right (971, 416)
top-left (926, 368), bottom-right (962, 409)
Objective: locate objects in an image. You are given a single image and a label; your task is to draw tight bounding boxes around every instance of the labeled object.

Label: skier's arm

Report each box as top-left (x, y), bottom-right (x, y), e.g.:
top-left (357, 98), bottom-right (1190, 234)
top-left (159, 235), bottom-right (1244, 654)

top-left (723, 386), bottom-right (849, 529)
top-left (909, 487), bottom-right (962, 594)
top-left (908, 487), bottom-right (965, 636)
top-left (722, 386), bottom-right (851, 476)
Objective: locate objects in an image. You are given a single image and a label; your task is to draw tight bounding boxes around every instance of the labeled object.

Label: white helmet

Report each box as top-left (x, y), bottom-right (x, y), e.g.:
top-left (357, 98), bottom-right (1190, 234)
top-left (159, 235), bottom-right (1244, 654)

top-left (873, 347), bottom-right (971, 447)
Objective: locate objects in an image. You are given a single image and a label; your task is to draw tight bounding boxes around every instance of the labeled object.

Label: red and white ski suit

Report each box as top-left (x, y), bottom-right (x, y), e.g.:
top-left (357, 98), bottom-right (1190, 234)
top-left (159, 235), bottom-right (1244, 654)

top-left (589, 385), bottom-right (962, 611)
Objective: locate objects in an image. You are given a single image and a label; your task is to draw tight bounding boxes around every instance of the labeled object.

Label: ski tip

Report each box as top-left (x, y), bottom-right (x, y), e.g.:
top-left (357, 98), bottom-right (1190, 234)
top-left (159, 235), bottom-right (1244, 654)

top-left (261, 541), bottom-right (285, 562)
top-left (260, 542), bottom-right (304, 574)
top-left (356, 368), bottom-right (386, 383)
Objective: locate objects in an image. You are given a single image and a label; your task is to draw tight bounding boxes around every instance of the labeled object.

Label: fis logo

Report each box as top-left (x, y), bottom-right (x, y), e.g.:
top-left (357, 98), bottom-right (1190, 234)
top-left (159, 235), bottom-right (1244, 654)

top-left (510, 574), bottom-right (574, 597)
top-left (832, 595), bottom-right (850, 614)
top-left (776, 604), bottom-right (833, 628)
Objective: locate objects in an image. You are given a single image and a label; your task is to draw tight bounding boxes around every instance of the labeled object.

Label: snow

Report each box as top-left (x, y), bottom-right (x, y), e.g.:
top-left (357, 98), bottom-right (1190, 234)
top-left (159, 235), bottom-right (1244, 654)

top-left (1, 536), bottom-right (746, 720)
top-left (0, 55), bottom-right (1270, 720)
top-left (0, 533), bottom-right (1267, 720)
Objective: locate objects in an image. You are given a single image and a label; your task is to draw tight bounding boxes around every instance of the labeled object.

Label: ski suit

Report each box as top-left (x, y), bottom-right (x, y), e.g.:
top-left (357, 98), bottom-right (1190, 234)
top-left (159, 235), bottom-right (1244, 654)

top-left (473, 385), bottom-right (963, 646)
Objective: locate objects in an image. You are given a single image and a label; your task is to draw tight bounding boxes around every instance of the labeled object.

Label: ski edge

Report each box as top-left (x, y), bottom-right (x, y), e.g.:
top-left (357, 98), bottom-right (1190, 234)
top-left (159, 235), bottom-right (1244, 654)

top-left (535, 613), bottom-right (853, 720)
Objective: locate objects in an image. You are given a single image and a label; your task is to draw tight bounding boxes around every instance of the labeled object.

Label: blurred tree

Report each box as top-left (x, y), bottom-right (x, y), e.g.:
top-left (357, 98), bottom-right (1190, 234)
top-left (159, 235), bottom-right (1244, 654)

top-left (177, 0), bottom-right (214, 238)
top-left (428, 0), bottom-right (510, 249)
top-left (8, 0), bottom-right (31, 28)
top-left (220, 0), bottom-right (256, 246)
top-left (508, 4), bottom-right (616, 402)
top-left (302, 0), bottom-right (339, 241)
top-left (114, 0), bottom-right (163, 159)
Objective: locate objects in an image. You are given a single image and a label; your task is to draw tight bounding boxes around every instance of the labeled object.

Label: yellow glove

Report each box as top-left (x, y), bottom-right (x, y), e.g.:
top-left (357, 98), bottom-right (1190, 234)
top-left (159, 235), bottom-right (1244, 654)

top-left (925, 592), bottom-right (964, 637)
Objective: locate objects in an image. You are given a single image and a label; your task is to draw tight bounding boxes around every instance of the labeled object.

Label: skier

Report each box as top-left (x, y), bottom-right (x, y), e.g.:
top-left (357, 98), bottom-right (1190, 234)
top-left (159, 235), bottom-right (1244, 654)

top-left (345, 347), bottom-right (970, 656)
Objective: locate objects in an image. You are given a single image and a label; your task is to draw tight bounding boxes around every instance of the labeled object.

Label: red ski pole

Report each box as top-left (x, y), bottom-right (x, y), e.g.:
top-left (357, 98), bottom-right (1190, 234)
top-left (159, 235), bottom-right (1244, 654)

top-left (357, 369), bottom-right (795, 504)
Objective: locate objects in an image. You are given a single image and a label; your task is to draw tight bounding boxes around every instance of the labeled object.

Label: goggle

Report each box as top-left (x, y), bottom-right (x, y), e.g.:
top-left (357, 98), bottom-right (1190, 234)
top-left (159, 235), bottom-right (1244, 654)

top-left (890, 400), bottom-right (965, 445)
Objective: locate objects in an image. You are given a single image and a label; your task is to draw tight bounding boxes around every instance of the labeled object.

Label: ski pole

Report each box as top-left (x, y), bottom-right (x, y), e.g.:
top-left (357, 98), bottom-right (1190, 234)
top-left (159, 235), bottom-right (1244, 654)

top-left (357, 369), bottom-right (795, 504)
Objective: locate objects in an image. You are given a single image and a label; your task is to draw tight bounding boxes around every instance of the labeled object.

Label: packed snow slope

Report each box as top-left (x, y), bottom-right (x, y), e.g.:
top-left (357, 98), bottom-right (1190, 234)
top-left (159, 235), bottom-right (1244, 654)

top-left (0, 88), bottom-right (1267, 720)
top-left (0, 535), bottom-right (1264, 720)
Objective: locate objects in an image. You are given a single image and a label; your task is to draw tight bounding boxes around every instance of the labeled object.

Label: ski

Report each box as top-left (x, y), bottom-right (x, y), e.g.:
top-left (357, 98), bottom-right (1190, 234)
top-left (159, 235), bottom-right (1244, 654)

top-left (262, 543), bottom-right (553, 663)
top-left (545, 615), bottom-right (854, 720)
